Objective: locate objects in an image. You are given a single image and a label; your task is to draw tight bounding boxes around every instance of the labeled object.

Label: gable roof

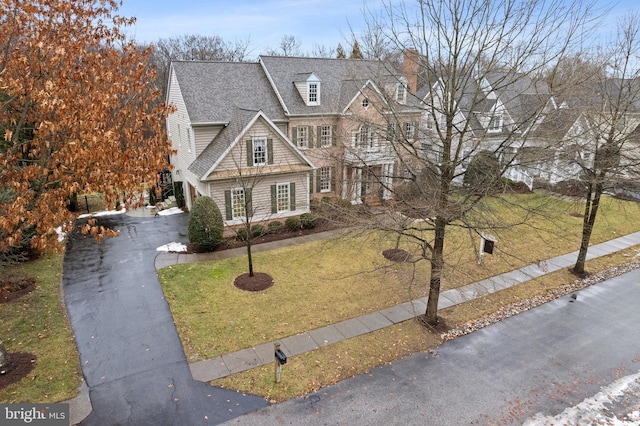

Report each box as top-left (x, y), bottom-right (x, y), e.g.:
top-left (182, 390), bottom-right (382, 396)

top-left (259, 56), bottom-right (410, 115)
top-left (188, 108), bottom-right (314, 179)
top-left (169, 61), bottom-right (286, 124)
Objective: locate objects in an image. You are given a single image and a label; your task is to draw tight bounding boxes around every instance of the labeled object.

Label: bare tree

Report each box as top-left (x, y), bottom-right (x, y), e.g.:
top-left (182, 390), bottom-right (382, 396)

top-left (353, 0), bottom-right (596, 326)
top-left (266, 34), bottom-right (303, 57)
top-left (570, 13), bottom-right (640, 274)
top-left (148, 34), bottom-right (250, 96)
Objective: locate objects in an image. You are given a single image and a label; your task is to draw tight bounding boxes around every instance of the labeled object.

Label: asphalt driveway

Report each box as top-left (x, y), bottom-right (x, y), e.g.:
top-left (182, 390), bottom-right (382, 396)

top-left (62, 213), bottom-right (268, 425)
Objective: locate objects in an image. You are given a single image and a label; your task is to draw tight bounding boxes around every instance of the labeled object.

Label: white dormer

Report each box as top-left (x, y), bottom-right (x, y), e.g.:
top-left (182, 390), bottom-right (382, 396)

top-left (395, 77), bottom-right (408, 104)
top-left (294, 72), bottom-right (321, 106)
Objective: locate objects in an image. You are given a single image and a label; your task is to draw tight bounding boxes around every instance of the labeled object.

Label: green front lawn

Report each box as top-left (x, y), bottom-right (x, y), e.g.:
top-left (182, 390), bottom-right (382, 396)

top-left (0, 252), bottom-right (81, 403)
top-left (159, 194), bottom-right (640, 360)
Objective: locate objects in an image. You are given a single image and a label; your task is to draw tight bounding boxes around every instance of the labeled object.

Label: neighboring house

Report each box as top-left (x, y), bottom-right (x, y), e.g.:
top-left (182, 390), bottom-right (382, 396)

top-left (166, 55), bottom-right (421, 227)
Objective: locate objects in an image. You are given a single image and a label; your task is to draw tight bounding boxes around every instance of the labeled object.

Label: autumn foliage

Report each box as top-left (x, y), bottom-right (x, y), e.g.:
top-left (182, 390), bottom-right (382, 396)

top-left (0, 0), bottom-right (174, 255)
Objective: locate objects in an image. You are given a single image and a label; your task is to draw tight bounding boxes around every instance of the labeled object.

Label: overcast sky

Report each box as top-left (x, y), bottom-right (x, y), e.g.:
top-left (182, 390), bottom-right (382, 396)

top-left (117, 0), bottom-right (639, 58)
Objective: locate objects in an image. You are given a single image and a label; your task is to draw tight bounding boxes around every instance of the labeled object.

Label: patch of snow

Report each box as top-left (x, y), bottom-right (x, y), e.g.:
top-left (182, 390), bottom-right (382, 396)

top-left (156, 242), bottom-right (187, 253)
top-left (146, 204), bottom-right (156, 209)
top-left (78, 208), bottom-right (127, 219)
top-left (523, 371), bottom-right (640, 426)
top-left (55, 226), bottom-right (66, 242)
top-left (157, 207), bottom-right (184, 216)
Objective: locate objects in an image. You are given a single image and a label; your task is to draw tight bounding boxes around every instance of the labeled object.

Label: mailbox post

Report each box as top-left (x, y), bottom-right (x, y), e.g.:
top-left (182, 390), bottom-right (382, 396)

top-left (478, 233), bottom-right (497, 265)
top-left (274, 343), bottom-right (287, 383)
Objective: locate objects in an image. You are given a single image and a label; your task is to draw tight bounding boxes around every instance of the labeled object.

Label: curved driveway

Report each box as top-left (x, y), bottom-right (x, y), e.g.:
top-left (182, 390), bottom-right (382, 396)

top-left (62, 213), bottom-right (268, 425)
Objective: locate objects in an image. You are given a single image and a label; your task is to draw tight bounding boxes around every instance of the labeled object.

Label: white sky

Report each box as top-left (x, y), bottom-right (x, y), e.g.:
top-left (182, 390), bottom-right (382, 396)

top-left (117, 0), bottom-right (639, 57)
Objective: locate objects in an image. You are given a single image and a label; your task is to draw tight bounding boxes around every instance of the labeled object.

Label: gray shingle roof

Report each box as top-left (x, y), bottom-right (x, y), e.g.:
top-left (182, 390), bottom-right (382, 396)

top-left (188, 108), bottom-right (260, 178)
top-left (171, 61), bottom-right (286, 123)
top-left (259, 56), bottom-right (405, 115)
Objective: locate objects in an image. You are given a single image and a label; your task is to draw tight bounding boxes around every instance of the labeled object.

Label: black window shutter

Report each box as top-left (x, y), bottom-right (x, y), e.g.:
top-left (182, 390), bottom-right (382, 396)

top-left (271, 185), bottom-right (277, 214)
top-left (224, 190), bottom-right (232, 220)
top-left (246, 188), bottom-right (253, 215)
top-left (331, 166), bottom-right (337, 191)
top-left (246, 140), bottom-right (253, 166)
top-left (316, 169), bottom-right (321, 193)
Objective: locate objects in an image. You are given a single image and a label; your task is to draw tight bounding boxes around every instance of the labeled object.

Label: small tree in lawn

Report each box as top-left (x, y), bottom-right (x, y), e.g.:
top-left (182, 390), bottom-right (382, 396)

top-left (352, 0), bottom-right (595, 326)
top-left (570, 13), bottom-right (640, 274)
top-left (188, 196), bottom-right (224, 252)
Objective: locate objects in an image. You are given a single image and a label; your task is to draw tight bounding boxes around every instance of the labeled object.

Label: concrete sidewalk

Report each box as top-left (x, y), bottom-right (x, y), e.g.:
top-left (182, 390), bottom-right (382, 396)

top-left (155, 230), bottom-right (640, 383)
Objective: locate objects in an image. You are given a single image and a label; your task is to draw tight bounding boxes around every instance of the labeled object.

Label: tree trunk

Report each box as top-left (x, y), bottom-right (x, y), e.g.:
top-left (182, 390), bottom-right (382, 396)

top-left (425, 218), bottom-right (446, 326)
top-left (0, 337), bottom-right (11, 374)
top-left (574, 184), bottom-right (603, 274)
top-left (246, 234), bottom-right (254, 277)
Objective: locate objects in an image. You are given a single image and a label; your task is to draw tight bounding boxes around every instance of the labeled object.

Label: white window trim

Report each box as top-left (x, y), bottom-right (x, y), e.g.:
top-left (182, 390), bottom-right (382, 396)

top-left (488, 115), bottom-right (503, 133)
top-left (276, 182), bottom-right (290, 212)
top-left (231, 188), bottom-right (245, 219)
top-left (320, 167), bottom-right (332, 193)
top-left (307, 82), bottom-right (320, 105)
top-left (396, 82), bottom-right (407, 104)
top-left (297, 126), bottom-right (309, 149)
top-left (253, 136), bottom-right (267, 166)
top-left (405, 122), bottom-right (415, 140)
top-left (320, 125), bottom-right (332, 148)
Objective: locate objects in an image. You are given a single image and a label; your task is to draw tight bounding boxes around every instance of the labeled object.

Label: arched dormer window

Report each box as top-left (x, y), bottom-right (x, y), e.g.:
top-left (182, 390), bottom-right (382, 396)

top-left (396, 78), bottom-right (408, 104)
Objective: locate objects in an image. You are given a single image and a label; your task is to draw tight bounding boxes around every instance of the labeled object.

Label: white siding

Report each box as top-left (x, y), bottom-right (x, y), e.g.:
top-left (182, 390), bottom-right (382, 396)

top-left (208, 172), bottom-right (311, 226)
top-left (166, 70), bottom-right (195, 182)
top-left (217, 118), bottom-right (304, 171)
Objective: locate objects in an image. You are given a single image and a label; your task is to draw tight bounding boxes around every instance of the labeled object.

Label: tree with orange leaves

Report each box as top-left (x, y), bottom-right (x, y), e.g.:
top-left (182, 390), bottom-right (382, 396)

top-left (0, 0), bottom-right (174, 262)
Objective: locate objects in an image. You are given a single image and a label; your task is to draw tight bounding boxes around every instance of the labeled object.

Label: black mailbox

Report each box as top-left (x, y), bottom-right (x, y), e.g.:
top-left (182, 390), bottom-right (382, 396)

top-left (483, 238), bottom-right (494, 254)
top-left (275, 349), bottom-right (287, 365)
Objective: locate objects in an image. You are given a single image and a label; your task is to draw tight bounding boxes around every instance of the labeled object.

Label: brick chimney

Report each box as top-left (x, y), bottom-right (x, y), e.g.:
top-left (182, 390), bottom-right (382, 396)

top-left (402, 49), bottom-right (419, 94)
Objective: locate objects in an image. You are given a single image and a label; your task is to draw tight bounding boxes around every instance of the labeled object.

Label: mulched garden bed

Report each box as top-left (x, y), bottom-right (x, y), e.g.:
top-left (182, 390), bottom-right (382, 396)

top-left (189, 217), bottom-right (339, 254)
top-left (0, 272), bottom-right (36, 304)
top-left (234, 272), bottom-right (274, 291)
top-left (382, 248), bottom-right (413, 263)
top-left (0, 353), bottom-right (37, 389)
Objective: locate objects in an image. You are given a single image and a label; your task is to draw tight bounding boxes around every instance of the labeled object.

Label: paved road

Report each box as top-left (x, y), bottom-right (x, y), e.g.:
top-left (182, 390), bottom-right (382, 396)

top-left (223, 269), bottom-right (640, 425)
top-left (62, 213), bottom-right (268, 425)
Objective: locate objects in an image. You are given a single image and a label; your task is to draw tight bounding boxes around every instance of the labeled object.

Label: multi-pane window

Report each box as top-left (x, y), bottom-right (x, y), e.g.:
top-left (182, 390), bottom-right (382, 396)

top-left (396, 83), bottom-right (407, 103)
top-left (276, 183), bottom-right (290, 212)
top-left (320, 167), bottom-right (332, 192)
top-left (231, 188), bottom-right (245, 219)
top-left (405, 122), bottom-right (415, 140)
top-left (296, 127), bottom-right (309, 149)
top-left (357, 125), bottom-right (377, 150)
top-left (488, 115), bottom-right (502, 132)
top-left (320, 125), bottom-right (332, 148)
top-left (308, 83), bottom-right (318, 103)
top-left (253, 137), bottom-right (266, 165)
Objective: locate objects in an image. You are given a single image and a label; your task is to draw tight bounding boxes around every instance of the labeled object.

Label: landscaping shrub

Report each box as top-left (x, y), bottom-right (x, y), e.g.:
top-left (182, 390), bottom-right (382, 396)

top-left (463, 150), bottom-right (501, 194)
top-left (285, 217), bottom-right (301, 232)
top-left (300, 212), bottom-right (318, 229)
top-left (187, 196), bottom-right (224, 251)
top-left (251, 224), bottom-right (265, 238)
top-left (267, 221), bottom-right (284, 234)
top-left (236, 227), bottom-right (249, 241)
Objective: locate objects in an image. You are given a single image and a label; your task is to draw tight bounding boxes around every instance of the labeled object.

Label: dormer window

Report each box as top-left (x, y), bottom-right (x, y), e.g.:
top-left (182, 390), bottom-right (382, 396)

top-left (294, 72), bottom-right (321, 106)
top-left (488, 115), bottom-right (503, 133)
top-left (396, 79), bottom-right (408, 104)
top-left (308, 83), bottom-right (318, 103)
